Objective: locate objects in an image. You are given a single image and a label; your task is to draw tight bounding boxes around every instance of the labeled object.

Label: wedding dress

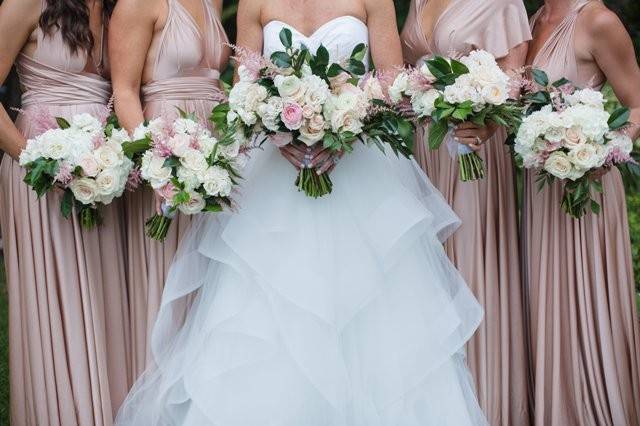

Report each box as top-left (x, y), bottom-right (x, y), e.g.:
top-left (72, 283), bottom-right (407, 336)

top-left (116, 16), bottom-right (488, 426)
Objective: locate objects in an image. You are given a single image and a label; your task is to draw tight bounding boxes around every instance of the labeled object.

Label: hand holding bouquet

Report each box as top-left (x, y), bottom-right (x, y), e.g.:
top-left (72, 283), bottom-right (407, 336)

top-left (20, 113), bottom-right (136, 228)
top-left (132, 112), bottom-right (245, 241)
top-left (211, 28), bottom-right (414, 198)
top-left (515, 70), bottom-right (636, 218)
top-left (390, 50), bottom-right (522, 181)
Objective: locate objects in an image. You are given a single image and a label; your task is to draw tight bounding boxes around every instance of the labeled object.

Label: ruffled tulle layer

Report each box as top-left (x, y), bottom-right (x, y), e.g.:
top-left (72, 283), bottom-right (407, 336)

top-left (116, 143), bottom-right (487, 425)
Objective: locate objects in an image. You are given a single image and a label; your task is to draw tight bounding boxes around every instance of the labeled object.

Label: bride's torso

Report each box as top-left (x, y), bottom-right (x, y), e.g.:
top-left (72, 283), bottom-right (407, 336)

top-left (260, 1), bottom-right (370, 64)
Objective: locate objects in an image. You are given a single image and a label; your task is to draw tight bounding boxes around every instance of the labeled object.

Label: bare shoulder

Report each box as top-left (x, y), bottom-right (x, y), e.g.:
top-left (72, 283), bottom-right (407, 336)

top-left (113, 0), bottom-right (164, 20)
top-left (0, 0), bottom-right (41, 30)
top-left (580, 2), bottom-right (627, 39)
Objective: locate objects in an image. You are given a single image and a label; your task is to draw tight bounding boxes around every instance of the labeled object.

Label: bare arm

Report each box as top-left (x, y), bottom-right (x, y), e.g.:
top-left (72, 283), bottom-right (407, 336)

top-left (587, 7), bottom-right (640, 139)
top-left (234, 0), bottom-right (263, 82)
top-left (365, 0), bottom-right (403, 71)
top-left (497, 42), bottom-right (528, 71)
top-left (0, 0), bottom-right (40, 159)
top-left (109, 0), bottom-right (158, 133)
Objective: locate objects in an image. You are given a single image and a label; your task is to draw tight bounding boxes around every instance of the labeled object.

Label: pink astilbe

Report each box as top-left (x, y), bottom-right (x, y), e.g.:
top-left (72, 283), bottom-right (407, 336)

top-left (230, 44), bottom-right (274, 79)
top-left (152, 138), bottom-right (173, 157)
top-left (54, 162), bottom-right (73, 185)
top-left (126, 168), bottom-right (142, 192)
top-left (95, 106), bottom-right (111, 126)
top-left (20, 105), bottom-right (58, 135)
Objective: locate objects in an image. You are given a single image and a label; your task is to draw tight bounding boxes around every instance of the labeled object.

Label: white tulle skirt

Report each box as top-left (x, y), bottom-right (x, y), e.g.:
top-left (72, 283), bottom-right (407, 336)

top-left (116, 142), bottom-right (488, 425)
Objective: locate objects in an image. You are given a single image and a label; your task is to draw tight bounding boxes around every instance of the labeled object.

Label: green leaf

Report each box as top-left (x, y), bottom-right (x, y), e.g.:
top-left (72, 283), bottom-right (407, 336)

top-left (56, 117), bottom-right (71, 129)
top-left (202, 202), bottom-right (224, 213)
top-left (552, 77), bottom-right (571, 88)
top-left (327, 63), bottom-right (347, 78)
top-left (590, 199), bottom-right (601, 215)
top-left (315, 45), bottom-right (330, 66)
top-left (450, 59), bottom-right (469, 76)
top-left (122, 138), bottom-right (152, 159)
top-left (452, 107), bottom-right (472, 121)
top-left (209, 102), bottom-right (231, 129)
top-left (270, 51), bottom-right (292, 68)
top-left (428, 120), bottom-right (449, 150)
top-left (532, 69), bottom-right (549, 87)
top-left (350, 43), bottom-right (367, 62)
top-left (426, 56), bottom-right (452, 79)
top-left (163, 156), bottom-right (180, 168)
top-left (348, 59), bottom-right (366, 76)
top-left (61, 189), bottom-right (74, 219)
top-left (173, 191), bottom-right (190, 206)
top-left (279, 28), bottom-right (293, 48)
top-left (608, 107), bottom-right (630, 130)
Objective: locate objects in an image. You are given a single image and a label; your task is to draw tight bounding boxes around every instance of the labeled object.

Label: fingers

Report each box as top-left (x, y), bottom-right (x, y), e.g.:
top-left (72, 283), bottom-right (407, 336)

top-left (309, 150), bottom-right (332, 169)
top-left (280, 149), bottom-right (304, 169)
top-left (456, 121), bottom-right (480, 130)
top-left (454, 136), bottom-right (482, 151)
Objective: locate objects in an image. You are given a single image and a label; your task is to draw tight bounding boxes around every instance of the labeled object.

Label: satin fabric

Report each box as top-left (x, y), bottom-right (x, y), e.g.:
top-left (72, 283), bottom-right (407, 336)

top-left (401, 2), bottom-right (532, 425)
top-left (524, 2), bottom-right (640, 425)
top-left (124, 0), bottom-right (230, 380)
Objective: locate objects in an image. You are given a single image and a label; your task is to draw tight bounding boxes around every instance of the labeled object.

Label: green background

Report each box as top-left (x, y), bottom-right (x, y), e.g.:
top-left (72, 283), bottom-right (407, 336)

top-left (0, 0), bottom-right (638, 423)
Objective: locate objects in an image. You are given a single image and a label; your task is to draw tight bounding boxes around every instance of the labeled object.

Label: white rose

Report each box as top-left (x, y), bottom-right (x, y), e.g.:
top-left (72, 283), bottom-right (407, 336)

top-left (568, 143), bottom-right (604, 170)
top-left (202, 166), bottom-right (232, 197)
top-left (331, 110), bottom-right (363, 134)
top-left (42, 131), bottom-right (70, 160)
top-left (244, 84), bottom-right (269, 111)
top-left (543, 151), bottom-right (574, 179)
top-left (71, 113), bottom-right (103, 134)
top-left (218, 140), bottom-right (241, 159)
top-left (198, 134), bottom-right (218, 158)
top-left (95, 169), bottom-right (123, 197)
top-left (140, 151), bottom-right (172, 189)
top-left (69, 177), bottom-right (98, 205)
top-left (108, 128), bottom-right (132, 144)
top-left (173, 118), bottom-right (200, 135)
top-left (78, 153), bottom-right (100, 177)
top-left (178, 191), bottom-right (206, 215)
top-left (411, 89), bottom-right (440, 117)
top-left (176, 167), bottom-right (200, 191)
top-left (302, 75), bottom-right (330, 107)
top-left (94, 144), bottom-right (122, 169)
top-left (237, 64), bottom-right (257, 82)
top-left (180, 148), bottom-right (208, 173)
top-left (298, 122), bottom-right (326, 146)
top-left (563, 126), bottom-right (587, 149)
top-left (389, 72), bottom-right (409, 103)
top-left (481, 84), bottom-right (508, 105)
top-left (168, 133), bottom-right (192, 157)
top-left (274, 75), bottom-right (305, 101)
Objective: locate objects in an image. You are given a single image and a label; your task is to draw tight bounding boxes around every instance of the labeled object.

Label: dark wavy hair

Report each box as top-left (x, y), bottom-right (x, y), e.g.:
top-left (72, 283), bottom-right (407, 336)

top-left (39, 0), bottom-right (116, 54)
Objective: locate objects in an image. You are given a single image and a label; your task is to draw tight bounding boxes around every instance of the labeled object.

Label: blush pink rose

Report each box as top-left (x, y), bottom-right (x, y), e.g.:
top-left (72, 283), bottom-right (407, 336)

top-left (158, 182), bottom-right (178, 202)
top-left (281, 102), bottom-right (304, 130)
top-left (269, 132), bottom-right (293, 147)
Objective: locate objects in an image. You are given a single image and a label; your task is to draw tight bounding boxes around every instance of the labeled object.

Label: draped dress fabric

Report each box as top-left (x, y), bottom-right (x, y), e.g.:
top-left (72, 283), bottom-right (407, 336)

top-left (0, 17), bottom-right (131, 426)
top-left (401, 1), bottom-right (532, 425)
top-left (124, 0), bottom-right (230, 380)
top-left (115, 16), bottom-right (487, 425)
top-left (524, 2), bottom-right (640, 425)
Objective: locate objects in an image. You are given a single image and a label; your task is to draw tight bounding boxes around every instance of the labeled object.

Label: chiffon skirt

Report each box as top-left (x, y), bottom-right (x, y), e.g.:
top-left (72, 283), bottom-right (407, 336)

top-left (125, 98), bottom-right (217, 378)
top-left (116, 143), bottom-right (488, 425)
top-left (0, 107), bottom-right (131, 426)
top-left (523, 168), bottom-right (640, 426)
top-left (414, 126), bottom-right (530, 425)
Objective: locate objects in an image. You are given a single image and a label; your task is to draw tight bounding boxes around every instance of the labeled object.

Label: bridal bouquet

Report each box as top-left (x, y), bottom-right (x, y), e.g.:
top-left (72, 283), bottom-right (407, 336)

top-left (515, 69), bottom-right (635, 218)
top-left (19, 113), bottom-right (135, 228)
top-left (132, 112), bottom-right (244, 241)
top-left (390, 50), bottom-right (522, 181)
top-left (211, 28), bottom-right (413, 198)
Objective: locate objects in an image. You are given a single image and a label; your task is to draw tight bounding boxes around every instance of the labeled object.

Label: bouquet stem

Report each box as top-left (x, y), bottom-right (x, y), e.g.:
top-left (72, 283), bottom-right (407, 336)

top-left (295, 168), bottom-right (333, 198)
top-left (145, 214), bottom-right (173, 242)
top-left (79, 207), bottom-right (101, 230)
top-left (458, 151), bottom-right (485, 182)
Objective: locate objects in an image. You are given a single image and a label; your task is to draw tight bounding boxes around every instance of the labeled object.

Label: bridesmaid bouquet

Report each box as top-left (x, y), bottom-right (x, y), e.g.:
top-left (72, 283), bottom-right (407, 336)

top-left (132, 112), bottom-right (244, 241)
top-left (515, 70), bottom-right (635, 218)
top-left (19, 113), bottom-right (135, 229)
top-left (390, 50), bottom-right (522, 181)
top-left (211, 28), bottom-right (413, 198)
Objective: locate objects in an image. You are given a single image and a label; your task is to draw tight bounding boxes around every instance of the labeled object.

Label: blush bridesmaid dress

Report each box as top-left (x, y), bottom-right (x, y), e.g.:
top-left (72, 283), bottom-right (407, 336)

top-left (524, 1), bottom-right (640, 425)
top-left (401, 1), bottom-right (532, 425)
top-left (0, 5), bottom-right (130, 426)
top-left (125, 0), bottom-right (230, 379)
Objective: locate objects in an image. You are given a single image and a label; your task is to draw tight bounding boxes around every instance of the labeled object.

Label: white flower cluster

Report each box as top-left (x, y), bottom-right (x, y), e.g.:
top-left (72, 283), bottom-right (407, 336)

top-left (514, 89), bottom-right (632, 180)
top-left (138, 116), bottom-right (241, 215)
top-left (228, 65), bottom-right (380, 147)
top-left (389, 63), bottom-right (440, 118)
top-left (20, 113), bottom-right (134, 205)
top-left (443, 50), bottom-right (510, 109)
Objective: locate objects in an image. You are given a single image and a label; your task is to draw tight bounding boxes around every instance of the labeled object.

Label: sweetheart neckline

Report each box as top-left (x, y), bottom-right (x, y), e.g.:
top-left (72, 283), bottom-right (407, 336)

top-left (263, 15), bottom-right (367, 40)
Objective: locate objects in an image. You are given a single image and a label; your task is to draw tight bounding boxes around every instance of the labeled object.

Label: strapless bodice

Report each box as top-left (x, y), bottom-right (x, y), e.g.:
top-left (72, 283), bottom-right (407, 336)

top-left (263, 16), bottom-right (370, 68)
